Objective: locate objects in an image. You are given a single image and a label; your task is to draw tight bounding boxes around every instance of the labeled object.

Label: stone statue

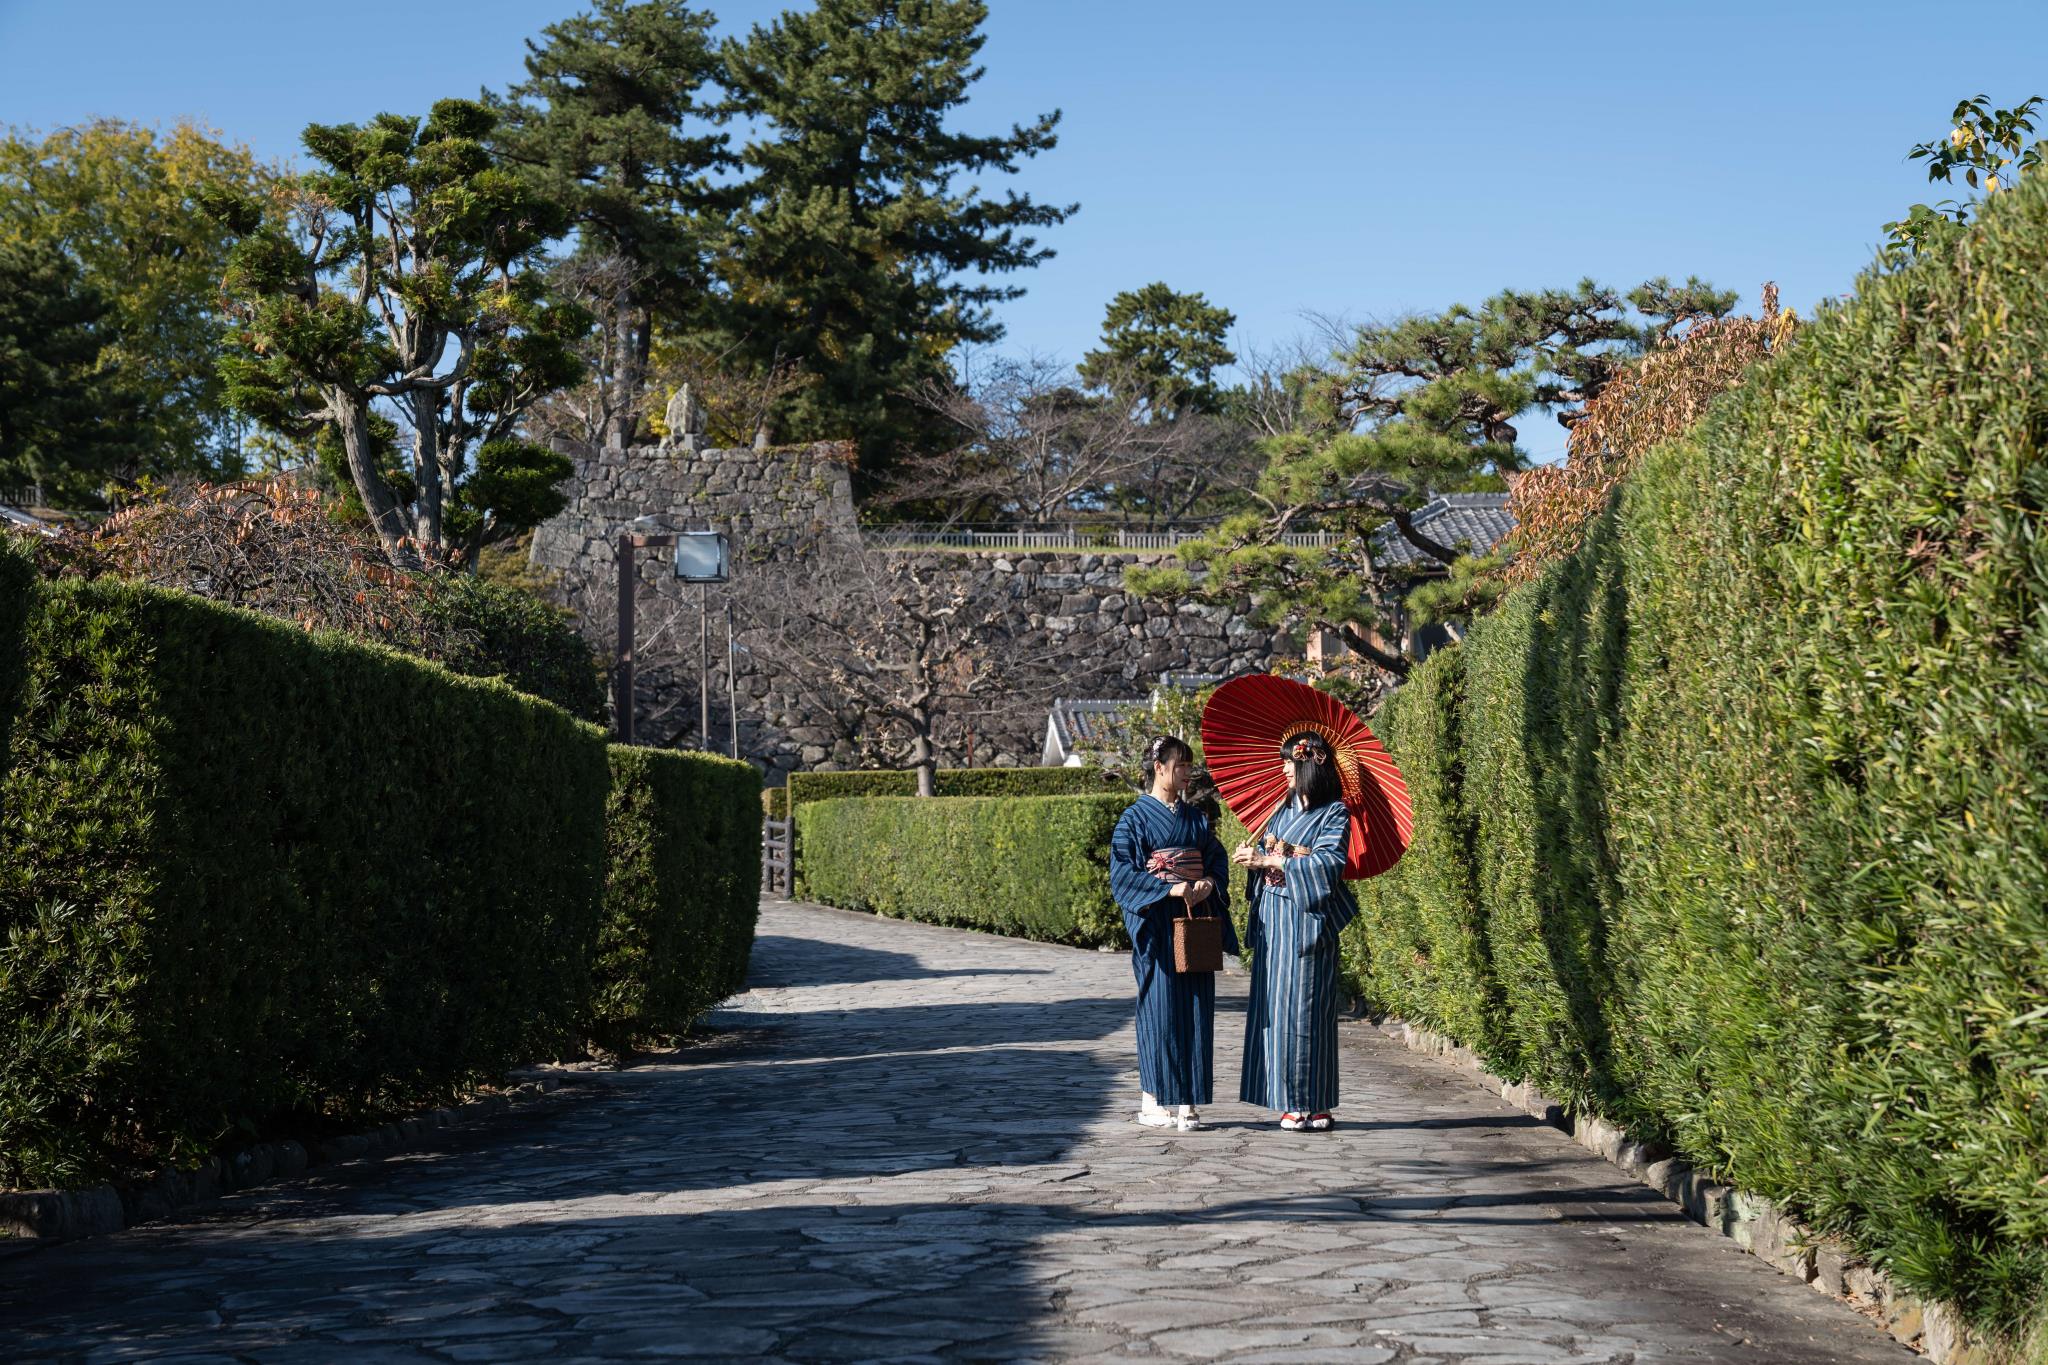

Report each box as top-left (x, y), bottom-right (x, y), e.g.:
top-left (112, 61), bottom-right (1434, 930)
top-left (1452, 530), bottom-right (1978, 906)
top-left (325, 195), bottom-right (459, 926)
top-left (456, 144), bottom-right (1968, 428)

top-left (662, 383), bottom-right (706, 449)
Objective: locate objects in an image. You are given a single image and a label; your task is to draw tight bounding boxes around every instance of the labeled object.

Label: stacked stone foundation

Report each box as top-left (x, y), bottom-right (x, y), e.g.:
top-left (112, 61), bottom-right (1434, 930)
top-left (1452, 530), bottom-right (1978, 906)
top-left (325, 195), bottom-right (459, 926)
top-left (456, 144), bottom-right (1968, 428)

top-left (530, 440), bottom-right (1285, 778)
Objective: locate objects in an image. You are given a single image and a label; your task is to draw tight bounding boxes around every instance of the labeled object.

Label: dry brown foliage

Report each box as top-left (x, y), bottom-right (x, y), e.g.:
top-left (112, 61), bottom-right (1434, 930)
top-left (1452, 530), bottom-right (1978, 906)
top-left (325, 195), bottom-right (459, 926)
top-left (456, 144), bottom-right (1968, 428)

top-left (1500, 286), bottom-right (1800, 584)
top-left (31, 477), bottom-right (436, 646)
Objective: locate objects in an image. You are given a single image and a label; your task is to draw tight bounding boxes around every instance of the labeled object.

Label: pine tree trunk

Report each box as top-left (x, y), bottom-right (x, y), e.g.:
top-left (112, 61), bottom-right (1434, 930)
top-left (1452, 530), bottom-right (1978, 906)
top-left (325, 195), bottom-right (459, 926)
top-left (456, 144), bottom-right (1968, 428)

top-left (334, 395), bottom-right (421, 571)
top-left (607, 287), bottom-right (647, 449)
top-left (411, 392), bottom-right (444, 560)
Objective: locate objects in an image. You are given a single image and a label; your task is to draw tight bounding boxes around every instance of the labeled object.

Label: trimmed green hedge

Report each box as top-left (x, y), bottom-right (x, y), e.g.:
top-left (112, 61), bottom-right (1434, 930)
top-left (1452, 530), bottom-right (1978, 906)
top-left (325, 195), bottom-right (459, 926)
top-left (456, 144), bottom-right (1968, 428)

top-left (1345, 647), bottom-right (1506, 1064)
top-left (422, 573), bottom-right (608, 723)
top-left (788, 770), bottom-right (1128, 904)
top-left (786, 766), bottom-right (1124, 812)
top-left (0, 572), bottom-right (762, 1190)
top-left (0, 538), bottom-right (31, 792)
top-left (591, 746), bottom-right (761, 1051)
top-left (797, 780), bottom-right (1257, 956)
top-left (799, 793), bottom-right (1132, 945)
top-left (1345, 174), bottom-right (2048, 1341)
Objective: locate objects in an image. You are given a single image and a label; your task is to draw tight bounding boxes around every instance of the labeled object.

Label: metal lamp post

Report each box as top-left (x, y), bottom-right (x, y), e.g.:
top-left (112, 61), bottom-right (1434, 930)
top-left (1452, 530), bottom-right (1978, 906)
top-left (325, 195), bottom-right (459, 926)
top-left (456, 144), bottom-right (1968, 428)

top-left (672, 530), bottom-right (732, 751)
top-left (615, 520), bottom-right (731, 746)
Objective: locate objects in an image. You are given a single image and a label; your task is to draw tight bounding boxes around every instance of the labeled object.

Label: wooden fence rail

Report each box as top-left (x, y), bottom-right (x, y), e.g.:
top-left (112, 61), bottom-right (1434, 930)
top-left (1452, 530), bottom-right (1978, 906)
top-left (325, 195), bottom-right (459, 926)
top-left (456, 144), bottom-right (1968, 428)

top-left (865, 524), bottom-right (1337, 552)
top-left (761, 817), bottom-right (791, 896)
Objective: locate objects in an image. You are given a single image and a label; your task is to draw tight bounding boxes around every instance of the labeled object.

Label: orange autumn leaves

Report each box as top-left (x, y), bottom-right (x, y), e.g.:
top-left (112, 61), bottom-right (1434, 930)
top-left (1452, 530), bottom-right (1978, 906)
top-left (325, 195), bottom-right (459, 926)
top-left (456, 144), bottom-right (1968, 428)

top-left (1499, 288), bottom-right (1798, 586)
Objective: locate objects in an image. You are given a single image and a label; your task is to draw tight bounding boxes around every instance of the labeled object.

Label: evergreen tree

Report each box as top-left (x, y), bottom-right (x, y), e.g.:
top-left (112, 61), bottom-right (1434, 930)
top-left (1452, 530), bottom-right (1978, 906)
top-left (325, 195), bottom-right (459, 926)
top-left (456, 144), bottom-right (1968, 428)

top-left (206, 100), bottom-right (583, 571)
top-left (490, 0), bottom-right (732, 447)
top-left (0, 237), bottom-right (135, 502)
top-left (1078, 282), bottom-right (1236, 419)
top-left (714, 0), bottom-right (1074, 473)
top-left (1131, 277), bottom-right (1735, 678)
top-left (0, 120), bottom-right (268, 484)
top-left (1076, 281), bottom-right (1246, 523)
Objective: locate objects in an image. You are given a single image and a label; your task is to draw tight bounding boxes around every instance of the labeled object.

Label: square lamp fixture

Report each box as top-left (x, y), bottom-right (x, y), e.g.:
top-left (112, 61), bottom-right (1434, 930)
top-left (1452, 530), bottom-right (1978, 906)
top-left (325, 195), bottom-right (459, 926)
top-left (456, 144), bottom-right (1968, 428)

top-left (672, 530), bottom-right (732, 583)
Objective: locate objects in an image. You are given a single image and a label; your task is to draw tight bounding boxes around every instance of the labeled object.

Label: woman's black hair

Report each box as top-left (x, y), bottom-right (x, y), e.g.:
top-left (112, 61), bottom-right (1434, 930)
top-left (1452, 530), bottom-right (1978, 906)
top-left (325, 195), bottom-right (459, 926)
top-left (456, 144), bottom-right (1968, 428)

top-left (1281, 731), bottom-right (1343, 809)
top-left (1184, 764), bottom-right (1223, 825)
top-left (1140, 734), bottom-right (1195, 791)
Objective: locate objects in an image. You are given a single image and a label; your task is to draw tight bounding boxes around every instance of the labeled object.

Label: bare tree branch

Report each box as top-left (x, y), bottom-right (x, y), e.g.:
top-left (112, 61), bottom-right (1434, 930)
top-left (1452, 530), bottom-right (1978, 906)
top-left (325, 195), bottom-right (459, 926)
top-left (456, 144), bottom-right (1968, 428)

top-left (739, 531), bottom-right (1121, 793)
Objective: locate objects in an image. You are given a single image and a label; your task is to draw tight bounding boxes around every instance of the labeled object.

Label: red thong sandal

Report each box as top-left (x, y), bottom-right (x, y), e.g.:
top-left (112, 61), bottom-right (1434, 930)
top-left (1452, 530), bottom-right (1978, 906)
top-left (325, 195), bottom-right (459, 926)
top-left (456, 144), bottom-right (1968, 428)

top-left (1305, 1113), bottom-right (1334, 1131)
top-left (1278, 1112), bottom-right (1306, 1131)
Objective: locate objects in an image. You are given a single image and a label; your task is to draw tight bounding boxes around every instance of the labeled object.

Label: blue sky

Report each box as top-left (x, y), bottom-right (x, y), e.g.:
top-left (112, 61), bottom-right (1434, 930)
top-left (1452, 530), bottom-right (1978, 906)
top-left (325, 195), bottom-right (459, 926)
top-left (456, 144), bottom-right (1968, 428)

top-left (3, 0), bottom-right (2044, 462)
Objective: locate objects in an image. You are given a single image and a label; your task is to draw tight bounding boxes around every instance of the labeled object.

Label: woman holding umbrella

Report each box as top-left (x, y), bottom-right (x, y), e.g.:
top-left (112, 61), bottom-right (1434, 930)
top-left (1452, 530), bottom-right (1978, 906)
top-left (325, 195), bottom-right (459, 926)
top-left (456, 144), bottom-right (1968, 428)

top-left (1233, 732), bottom-right (1357, 1129)
top-left (1202, 676), bottom-right (1413, 1133)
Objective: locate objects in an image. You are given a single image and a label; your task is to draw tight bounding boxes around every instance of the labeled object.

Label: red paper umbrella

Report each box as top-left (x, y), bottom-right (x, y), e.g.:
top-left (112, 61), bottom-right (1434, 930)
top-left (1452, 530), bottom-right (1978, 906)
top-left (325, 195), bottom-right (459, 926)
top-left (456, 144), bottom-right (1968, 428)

top-left (1200, 674), bottom-right (1413, 879)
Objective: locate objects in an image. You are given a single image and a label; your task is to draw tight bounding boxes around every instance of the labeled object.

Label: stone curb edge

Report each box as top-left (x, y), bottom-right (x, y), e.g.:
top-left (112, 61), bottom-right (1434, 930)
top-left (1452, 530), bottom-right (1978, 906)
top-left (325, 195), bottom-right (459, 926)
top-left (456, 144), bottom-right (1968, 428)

top-left (1349, 1014), bottom-right (1992, 1365)
top-left (0, 1076), bottom-right (568, 1251)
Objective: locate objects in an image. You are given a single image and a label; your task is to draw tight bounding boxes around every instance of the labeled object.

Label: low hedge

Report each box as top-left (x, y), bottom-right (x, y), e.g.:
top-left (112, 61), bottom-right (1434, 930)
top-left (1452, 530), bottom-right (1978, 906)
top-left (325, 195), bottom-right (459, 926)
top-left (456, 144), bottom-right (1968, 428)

top-left (1343, 172), bottom-right (2048, 1341)
top-left (2, 572), bottom-right (744, 1190)
top-left (786, 766), bottom-right (1124, 812)
top-left (591, 746), bottom-right (761, 1051)
top-left (788, 769), bottom-right (1128, 900)
top-left (799, 793), bottom-right (1133, 945)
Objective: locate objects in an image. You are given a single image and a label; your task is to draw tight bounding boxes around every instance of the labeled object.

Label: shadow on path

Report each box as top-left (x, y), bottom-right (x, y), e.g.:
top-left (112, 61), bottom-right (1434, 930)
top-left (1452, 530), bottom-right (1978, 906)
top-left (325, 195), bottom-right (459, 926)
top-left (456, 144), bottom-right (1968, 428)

top-left (0, 903), bottom-right (1916, 1364)
top-left (746, 935), bottom-right (1053, 988)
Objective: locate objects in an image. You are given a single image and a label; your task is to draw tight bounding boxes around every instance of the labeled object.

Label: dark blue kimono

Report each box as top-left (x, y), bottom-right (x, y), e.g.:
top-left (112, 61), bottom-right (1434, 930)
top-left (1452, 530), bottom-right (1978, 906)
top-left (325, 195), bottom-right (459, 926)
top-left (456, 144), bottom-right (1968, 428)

top-left (1240, 798), bottom-right (1356, 1113)
top-left (1109, 794), bottom-right (1238, 1106)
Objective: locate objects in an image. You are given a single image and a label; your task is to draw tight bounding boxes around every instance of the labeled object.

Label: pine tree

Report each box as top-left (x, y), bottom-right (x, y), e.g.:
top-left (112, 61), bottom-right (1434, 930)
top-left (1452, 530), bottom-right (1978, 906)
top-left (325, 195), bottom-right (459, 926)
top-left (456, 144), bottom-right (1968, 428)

top-left (1131, 277), bottom-right (1735, 678)
top-left (207, 100), bottom-right (583, 571)
top-left (1078, 282), bottom-right (1237, 420)
top-left (491, 1), bottom-right (731, 447)
top-left (714, 0), bottom-right (1074, 474)
top-left (0, 237), bottom-right (135, 502)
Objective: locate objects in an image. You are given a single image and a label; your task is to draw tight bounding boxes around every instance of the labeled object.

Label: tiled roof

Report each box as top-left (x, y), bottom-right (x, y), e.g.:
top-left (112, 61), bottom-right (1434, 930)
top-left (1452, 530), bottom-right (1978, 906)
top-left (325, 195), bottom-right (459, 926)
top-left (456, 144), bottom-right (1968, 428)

top-left (0, 504), bottom-right (58, 537)
top-left (1048, 698), bottom-right (1133, 749)
top-left (1370, 493), bottom-right (1515, 569)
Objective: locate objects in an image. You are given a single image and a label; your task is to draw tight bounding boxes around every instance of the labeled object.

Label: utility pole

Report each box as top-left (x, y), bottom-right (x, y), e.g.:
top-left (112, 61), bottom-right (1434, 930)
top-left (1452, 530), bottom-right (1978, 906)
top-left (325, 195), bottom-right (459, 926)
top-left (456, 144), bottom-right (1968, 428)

top-left (726, 598), bottom-right (740, 760)
top-left (616, 534), bottom-right (636, 744)
top-left (616, 533), bottom-right (674, 745)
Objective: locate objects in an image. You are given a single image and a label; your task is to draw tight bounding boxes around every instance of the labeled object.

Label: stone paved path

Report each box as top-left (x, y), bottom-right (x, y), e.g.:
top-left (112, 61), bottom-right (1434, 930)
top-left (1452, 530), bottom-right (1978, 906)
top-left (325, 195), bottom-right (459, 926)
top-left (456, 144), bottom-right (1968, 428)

top-left (2, 900), bottom-right (1913, 1363)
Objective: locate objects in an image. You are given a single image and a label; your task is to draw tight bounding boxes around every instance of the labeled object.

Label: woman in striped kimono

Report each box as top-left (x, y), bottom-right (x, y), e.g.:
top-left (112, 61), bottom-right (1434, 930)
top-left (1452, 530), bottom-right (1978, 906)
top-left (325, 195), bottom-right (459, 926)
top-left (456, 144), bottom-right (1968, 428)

top-left (1109, 736), bottom-right (1236, 1132)
top-left (1234, 732), bottom-right (1358, 1131)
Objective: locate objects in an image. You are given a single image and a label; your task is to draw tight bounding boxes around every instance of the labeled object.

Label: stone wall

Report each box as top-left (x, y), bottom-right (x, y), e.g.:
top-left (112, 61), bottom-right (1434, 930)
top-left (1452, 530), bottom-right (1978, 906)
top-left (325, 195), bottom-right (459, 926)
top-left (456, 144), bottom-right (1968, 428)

top-left (529, 440), bottom-right (1286, 778)
top-left (529, 437), bottom-right (858, 579)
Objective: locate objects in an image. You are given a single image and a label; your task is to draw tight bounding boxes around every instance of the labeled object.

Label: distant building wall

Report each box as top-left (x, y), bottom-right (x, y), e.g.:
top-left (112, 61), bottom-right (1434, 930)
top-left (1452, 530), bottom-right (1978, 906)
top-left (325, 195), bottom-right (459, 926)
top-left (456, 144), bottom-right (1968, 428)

top-left (529, 439), bottom-right (1287, 777)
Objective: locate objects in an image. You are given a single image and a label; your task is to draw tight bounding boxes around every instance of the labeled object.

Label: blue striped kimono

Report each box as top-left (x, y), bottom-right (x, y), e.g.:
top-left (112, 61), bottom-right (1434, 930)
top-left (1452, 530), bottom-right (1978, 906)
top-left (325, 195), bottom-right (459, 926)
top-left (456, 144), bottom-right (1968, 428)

top-left (1109, 795), bottom-right (1238, 1106)
top-left (1240, 798), bottom-right (1357, 1113)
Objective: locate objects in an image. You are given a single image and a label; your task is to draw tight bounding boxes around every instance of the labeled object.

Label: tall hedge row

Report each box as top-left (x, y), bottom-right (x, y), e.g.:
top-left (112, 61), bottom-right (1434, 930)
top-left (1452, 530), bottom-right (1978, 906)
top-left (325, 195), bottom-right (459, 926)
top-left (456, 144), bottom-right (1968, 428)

top-left (1341, 648), bottom-right (1505, 1063)
top-left (0, 539), bottom-right (30, 786)
top-left (592, 746), bottom-right (761, 1051)
top-left (799, 793), bottom-right (1132, 945)
top-left (0, 570), bottom-right (761, 1189)
top-left (1346, 174), bottom-right (2048, 1338)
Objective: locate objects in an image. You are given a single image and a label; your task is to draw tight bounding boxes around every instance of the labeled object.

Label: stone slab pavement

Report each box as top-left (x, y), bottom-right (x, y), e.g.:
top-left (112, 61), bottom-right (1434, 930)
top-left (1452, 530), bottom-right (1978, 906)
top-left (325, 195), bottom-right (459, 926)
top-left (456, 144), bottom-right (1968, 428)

top-left (1, 899), bottom-right (1916, 1363)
